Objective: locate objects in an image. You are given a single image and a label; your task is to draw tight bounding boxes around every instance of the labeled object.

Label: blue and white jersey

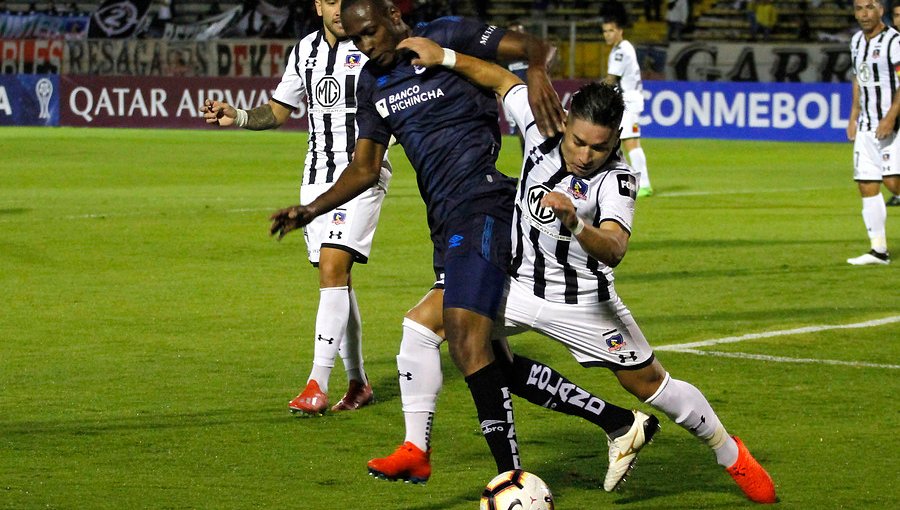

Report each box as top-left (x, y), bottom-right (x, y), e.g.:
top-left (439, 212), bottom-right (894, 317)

top-left (504, 84), bottom-right (638, 305)
top-left (355, 17), bottom-right (516, 233)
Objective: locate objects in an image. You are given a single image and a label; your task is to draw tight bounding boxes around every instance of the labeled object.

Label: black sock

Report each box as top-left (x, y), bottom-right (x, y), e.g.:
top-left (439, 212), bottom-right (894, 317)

top-left (509, 354), bottom-right (634, 435)
top-left (465, 360), bottom-right (521, 473)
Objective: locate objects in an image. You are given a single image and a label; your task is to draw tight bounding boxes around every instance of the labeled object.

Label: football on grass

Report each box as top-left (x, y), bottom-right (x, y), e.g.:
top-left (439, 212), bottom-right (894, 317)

top-left (479, 469), bottom-right (554, 510)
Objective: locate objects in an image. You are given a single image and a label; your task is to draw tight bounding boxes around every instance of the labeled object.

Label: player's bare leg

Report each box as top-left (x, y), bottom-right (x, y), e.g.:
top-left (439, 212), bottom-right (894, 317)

top-left (848, 181), bottom-right (891, 265)
top-left (883, 175), bottom-right (900, 205)
top-left (368, 290), bottom-right (444, 483)
top-left (616, 359), bottom-right (777, 503)
top-left (289, 248), bottom-right (372, 415)
top-left (623, 137), bottom-right (652, 197)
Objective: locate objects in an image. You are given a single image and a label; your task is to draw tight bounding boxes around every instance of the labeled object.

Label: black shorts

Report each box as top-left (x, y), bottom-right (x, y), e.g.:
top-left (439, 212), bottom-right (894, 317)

top-left (442, 211), bottom-right (512, 320)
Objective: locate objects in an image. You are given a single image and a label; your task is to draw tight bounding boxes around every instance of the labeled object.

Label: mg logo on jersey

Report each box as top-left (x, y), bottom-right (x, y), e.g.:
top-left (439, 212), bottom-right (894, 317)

top-left (315, 76), bottom-right (341, 107)
top-left (526, 184), bottom-right (556, 224)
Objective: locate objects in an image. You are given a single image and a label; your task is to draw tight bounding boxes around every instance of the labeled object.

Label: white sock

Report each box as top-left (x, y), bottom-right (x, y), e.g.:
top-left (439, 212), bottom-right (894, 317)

top-left (861, 195), bottom-right (888, 253)
top-left (338, 288), bottom-right (367, 384)
top-left (307, 286), bottom-right (350, 394)
top-left (628, 147), bottom-right (651, 188)
top-left (646, 373), bottom-right (739, 467)
top-left (398, 318), bottom-right (444, 451)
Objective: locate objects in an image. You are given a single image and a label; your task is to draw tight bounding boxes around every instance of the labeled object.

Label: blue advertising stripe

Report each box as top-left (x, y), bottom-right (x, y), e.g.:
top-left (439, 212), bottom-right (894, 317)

top-left (0, 74), bottom-right (59, 127)
top-left (639, 81), bottom-right (851, 143)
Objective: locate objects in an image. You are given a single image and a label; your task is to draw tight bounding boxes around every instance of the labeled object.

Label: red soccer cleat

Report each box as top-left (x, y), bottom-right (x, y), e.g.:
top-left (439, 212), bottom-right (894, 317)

top-left (288, 380), bottom-right (328, 416)
top-left (367, 442), bottom-right (431, 484)
top-left (330, 380), bottom-right (374, 412)
top-left (725, 436), bottom-right (777, 504)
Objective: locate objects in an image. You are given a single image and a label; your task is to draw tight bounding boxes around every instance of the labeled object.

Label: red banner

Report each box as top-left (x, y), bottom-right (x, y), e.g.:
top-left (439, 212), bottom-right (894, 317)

top-left (59, 75), bottom-right (306, 129)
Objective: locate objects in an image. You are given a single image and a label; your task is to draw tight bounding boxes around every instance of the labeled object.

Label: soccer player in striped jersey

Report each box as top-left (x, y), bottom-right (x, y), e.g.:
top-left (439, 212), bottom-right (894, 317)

top-left (268, 0), bottom-right (658, 485)
top-left (202, 0), bottom-right (391, 414)
top-left (846, 0), bottom-right (899, 264)
top-left (601, 17), bottom-right (653, 197)
top-left (399, 38), bottom-right (778, 503)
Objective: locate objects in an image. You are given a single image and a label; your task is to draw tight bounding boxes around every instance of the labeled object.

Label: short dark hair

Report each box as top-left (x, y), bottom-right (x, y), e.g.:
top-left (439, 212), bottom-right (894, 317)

top-left (342, 0), bottom-right (391, 16)
top-left (569, 81), bottom-right (624, 129)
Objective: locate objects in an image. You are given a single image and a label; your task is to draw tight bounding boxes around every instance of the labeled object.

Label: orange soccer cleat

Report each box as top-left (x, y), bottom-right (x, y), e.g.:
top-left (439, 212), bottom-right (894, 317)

top-left (331, 380), bottom-right (375, 412)
top-left (288, 380), bottom-right (328, 416)
top-left (367, 441), bottom-right (431, 484)
top-left (725, 436), bottom-right (777, 504)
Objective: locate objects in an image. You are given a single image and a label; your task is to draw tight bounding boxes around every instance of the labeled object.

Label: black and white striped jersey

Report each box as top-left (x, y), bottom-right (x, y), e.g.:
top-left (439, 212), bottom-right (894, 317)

top-left (504, 84), bottom-right (637, 305)
top-left (850, 27), bottom-right (900, 132)
top-left (274, 31), bottom-right (367, 185)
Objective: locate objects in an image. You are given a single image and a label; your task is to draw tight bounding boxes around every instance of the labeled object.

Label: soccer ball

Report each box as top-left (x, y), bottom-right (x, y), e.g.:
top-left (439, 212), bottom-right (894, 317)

top-left (479, 469), bottom-right (554, 510)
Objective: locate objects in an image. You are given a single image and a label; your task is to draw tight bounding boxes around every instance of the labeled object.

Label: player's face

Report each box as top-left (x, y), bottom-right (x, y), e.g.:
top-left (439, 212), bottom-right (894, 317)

top-left (342, 1), bottom-right (404, 67)
top-left (316, 0), bottom-right (347, 39)
top-left (602, 22), bottom-right (622, 46)
top-left (893, 6), bottom-right (900, 27)
top-left (560, 116), bottom-right (620, 177)
top-left (854, 0), bottom-right (884, 34)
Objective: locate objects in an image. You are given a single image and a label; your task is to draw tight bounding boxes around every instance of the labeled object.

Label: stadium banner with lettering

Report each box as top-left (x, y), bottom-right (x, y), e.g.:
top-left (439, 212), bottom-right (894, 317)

top-left (59, 75), bottom-right (305, 129)
top-left (0, 75), bottom-right (59, 126)
top-left (1, 40), bottom-right (65, 75)
top-left (665, 42), bottom-right (852, 83)
top-left (59, 39), bottom-right (292, 76)
top-left (543, 79), bottom-right (850, 143)
top-left (0, 11), bottom-right (91, 40)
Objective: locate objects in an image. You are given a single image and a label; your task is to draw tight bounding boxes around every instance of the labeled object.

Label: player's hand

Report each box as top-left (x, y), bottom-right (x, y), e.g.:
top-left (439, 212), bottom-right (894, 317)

top-left (847, 121), bottom-right (857, 141)
top-left (540, 191), bottom-right (579, 231)
top-left (875, 117), bottom-right (894, 139)
top-left (200, 99), bottom-right (236, 127)
top-left (269, 205), bottom-right (315, 240)
top-left (526, 66), bottom-right (565, 137)
top-left (396, 37), bottom-right (443, 67)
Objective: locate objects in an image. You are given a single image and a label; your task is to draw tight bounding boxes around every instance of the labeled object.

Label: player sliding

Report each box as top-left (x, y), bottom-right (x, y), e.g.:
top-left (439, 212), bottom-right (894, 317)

top-left (390, 36), bottom-right (778, 504)
top-left (269, 0), bottom-right (659, 491)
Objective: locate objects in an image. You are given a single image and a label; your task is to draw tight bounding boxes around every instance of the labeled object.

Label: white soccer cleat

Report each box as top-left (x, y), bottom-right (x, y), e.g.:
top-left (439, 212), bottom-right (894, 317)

top-left (847, 250), bottom-right (891, 266)
top-left (603, 410), bottom-right (660, 492)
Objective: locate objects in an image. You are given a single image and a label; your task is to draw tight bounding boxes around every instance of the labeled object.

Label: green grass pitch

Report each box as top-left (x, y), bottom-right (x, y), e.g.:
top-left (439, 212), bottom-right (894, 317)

top-left (1, 127), bottom-right (898, 509)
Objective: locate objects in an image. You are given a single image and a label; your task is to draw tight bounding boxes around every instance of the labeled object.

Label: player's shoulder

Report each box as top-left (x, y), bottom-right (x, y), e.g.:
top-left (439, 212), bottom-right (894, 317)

top-left (851, 30), bottom-right (864, 46)
top-left (619, 39), bottom-right (636, 52)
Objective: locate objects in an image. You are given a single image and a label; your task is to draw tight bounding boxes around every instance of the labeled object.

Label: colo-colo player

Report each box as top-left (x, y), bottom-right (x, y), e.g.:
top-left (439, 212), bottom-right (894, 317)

top-left (202, 0), bottom-right (390, 415)
top-left (396, 36), bottom-right (779, 504)
top-left (269, 0), bottom-right (659, 486)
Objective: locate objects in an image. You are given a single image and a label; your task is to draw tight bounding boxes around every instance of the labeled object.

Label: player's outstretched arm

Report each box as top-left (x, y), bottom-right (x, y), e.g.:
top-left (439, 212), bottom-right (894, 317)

top-left (398, 37), bottom-right (522, 97)
top-left (540, 191), bottom-right (630, 267)
top-left (269, 138), bottom-right (387, 240)
top-left (200, 100), bottom-right (292, 130)
top-left (497, 30), bottom-right (564, 137)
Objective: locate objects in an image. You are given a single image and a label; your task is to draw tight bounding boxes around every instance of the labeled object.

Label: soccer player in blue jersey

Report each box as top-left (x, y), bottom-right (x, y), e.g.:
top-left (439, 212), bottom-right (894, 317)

top-left (270, 0), bottom-right (660, 483)
top-left (397, 36), bottom-right (778, 504)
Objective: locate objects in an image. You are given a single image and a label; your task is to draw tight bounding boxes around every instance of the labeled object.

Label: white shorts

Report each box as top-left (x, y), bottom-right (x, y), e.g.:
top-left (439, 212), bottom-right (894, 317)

top-left (853, 130), bottom-right (900, 181)
top-left (619, 92), bottom-right (644, 140)
top-left (300, 167), bottom-right (390, 265)
top-left (496, 278), bottom-right (655, 369)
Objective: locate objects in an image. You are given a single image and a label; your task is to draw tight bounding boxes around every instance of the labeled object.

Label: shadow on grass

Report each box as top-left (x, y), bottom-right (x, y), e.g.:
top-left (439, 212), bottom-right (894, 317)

top-left (0, 208), bottom-right (29, 216)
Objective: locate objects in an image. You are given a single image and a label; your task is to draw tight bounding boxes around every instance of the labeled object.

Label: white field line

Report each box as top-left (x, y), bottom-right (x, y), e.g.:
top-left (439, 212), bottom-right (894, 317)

top-left (657, 316), bottom-right (900, 351)
top-left (656, 185), bottom-right (842, 197)
top-left (0, 207), bottom-right (274, 223)
top-left (658, 316), bottom-right (900, 369)
top-left (667, 348), bottom-right (900, 369)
